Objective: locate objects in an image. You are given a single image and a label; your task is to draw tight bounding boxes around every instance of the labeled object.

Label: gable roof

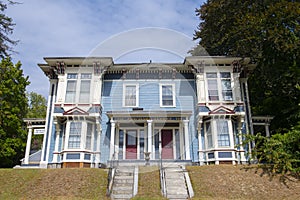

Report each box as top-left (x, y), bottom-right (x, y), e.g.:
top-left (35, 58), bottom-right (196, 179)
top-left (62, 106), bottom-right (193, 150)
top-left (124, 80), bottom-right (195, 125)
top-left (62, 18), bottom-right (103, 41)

top-left (209, 106), bottom-right (235, 115)
top-left (63, 107), bottom-right (89, 116)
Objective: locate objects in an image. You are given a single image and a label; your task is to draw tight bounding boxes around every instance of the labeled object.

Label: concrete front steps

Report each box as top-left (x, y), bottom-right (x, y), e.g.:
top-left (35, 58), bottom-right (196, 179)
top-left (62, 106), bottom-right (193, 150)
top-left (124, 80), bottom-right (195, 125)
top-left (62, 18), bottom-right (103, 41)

top-left (111, 166), bottom-right (138, 200)
top-left (162, 166), bottom-right (194, 200)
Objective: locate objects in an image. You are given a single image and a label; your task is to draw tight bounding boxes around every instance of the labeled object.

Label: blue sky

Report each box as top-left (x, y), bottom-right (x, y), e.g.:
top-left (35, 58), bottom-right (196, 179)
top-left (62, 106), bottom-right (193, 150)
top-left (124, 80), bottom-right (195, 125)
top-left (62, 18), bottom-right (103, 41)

top-left (6, 0), bottom-right (205, 97)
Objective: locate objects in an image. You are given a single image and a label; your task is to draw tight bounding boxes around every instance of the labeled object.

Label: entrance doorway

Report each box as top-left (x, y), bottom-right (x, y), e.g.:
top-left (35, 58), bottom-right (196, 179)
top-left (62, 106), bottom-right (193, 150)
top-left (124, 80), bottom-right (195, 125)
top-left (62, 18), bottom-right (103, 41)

top-left (161, 130), bottom-right (173, 159)
top-left (126, 130), bottom-right (137, 159)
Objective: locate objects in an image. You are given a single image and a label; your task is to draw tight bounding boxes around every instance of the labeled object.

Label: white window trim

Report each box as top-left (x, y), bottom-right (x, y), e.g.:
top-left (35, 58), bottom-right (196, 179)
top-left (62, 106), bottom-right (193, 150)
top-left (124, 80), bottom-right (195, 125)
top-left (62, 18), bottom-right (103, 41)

top-left (123, 84), bottom-right (139, 107)
top-left (159, 83), bottom-right (176, 107)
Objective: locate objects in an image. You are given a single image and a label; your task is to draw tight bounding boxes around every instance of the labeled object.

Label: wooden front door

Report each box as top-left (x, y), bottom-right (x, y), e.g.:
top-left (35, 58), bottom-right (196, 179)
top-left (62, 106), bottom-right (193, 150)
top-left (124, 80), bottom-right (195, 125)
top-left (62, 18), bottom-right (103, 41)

top-left (126, 130), bottom-right (137, 159)
top-left (161, 130), bottom-right (173, 159)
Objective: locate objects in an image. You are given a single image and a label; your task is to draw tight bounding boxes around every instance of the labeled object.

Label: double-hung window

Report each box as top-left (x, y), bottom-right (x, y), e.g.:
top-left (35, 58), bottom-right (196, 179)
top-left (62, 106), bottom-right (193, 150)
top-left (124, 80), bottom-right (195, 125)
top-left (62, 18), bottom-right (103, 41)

top-left (217, 119), bottom-right (230, 147)
top-left (65, 73), bottom-right (78, 103)
top-left (220, 72), bottom-right (232, 101)
top-left (123, 84), bottom-right (138, 107)
top-left (160, 84), bottom-right (175, 107)
top-left (207, 73), bottom-right (219, 101)
top-left (68, 122), bottom-right (82, 149)
top-left (206, 72), bottom-right (233, 101)
top-left (65, 73), bottom-right (92, 103)
top-left (79, 73), bottom-right (92, 103)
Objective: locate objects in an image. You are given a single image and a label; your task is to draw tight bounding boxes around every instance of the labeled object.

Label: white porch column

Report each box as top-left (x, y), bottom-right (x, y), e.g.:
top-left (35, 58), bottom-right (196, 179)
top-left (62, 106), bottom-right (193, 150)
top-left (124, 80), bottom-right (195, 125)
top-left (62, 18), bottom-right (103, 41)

top-left (24, 126), bottom-right (33, 164)
top-left (238, 119), bottom-right (246, 164)
top-left (109, 120), bottom-right (116, 160)
top-left (198, 120), bottom-right (204, 165)
top-left (265, 123), bottom-right (270, 138)
top-left (95, 122), bottom-right (101, 168)
top-left (183, 120), bottom-right (191, 160)
top-left (147, 120), bottom-right (153, 159)
top-left (52, 124), bottom-right (61, 163)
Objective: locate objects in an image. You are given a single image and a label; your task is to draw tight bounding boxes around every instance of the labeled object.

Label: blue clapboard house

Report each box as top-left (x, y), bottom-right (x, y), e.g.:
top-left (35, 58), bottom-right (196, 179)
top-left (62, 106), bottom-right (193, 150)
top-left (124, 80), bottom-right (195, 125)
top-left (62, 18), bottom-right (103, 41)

top-left (22, 56), bottom-right (255, 168)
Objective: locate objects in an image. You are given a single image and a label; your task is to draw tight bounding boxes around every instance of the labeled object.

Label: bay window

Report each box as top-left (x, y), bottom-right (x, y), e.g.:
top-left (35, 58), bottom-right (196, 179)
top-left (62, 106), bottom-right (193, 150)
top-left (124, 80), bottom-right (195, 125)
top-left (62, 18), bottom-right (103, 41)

top-left (217, 119), bottom-right (230, 147)
top-left (68, 122), bottom-right (81, 149)
top-left (67, 121), bottom-right (94, 150)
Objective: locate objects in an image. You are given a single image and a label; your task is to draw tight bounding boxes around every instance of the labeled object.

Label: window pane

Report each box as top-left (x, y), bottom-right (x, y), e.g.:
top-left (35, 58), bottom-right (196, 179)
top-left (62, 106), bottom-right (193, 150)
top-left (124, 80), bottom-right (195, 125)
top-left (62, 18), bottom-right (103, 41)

top-left (221, 77), bottom-right (232, 101)
top-left (140, 130), bottom-right (145, 159)
top-left (206, 72), bottom-right (217, 78)
top-left (67, 73), bottom-right (78, 79)
top-left (68, 122), bottom-right (81, 149)
top-left (118, 130), bottom-right (124, 160)
top-left (162, 85), bottom-right (174, 106)
top-left (124, 85), bottom-right (137, 106)
top-left (81, 73), bottom-right (92, 79)
top-left (79, 80), bottom-right (91, 103)
top-left (217, 120), bottom-right (230, 147)
top-left (207, 80), bottom-right (219, 101)
top-left (86, 123), bottom-right (92, 150)
top-left (220, 72), bottom-right (230, 78)
top-left (206, 122), bottom-right (213, 148)
top-left (66, 80), bottom-right (77, 102)
top-left (127, 130), bottom-right (137, 145)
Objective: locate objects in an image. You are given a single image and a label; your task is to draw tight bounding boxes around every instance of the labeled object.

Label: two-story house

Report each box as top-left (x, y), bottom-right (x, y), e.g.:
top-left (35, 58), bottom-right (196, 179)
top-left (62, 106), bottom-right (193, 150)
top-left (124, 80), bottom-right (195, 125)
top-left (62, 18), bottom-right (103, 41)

top-left (23, 56), bottom-right (254, 168)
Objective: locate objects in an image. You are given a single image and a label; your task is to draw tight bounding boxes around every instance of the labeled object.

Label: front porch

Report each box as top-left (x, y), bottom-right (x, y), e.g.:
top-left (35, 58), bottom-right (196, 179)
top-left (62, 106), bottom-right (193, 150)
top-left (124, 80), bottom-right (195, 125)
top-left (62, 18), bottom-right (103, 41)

top-left (106, 111), bottom-right (194, 164)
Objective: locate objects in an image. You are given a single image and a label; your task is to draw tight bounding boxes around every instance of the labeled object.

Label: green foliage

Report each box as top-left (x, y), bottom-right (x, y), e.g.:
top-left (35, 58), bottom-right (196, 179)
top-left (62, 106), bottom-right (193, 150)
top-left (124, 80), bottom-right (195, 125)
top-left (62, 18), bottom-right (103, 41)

top-left (244, 124), bottom-right (300, 176)
top-left (193, 0), bottom-right (300, 132)
top-left (0, 1), bottom-right (18, 58)
top-left (26, 92), bottom-right (47, 118)
top-left (0, 57), bottom-right (30, 167)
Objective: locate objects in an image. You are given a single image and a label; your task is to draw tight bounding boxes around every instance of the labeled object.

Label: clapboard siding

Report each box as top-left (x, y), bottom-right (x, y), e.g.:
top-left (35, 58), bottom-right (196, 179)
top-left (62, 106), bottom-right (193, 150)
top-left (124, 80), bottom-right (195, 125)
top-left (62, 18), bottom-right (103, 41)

top-left (100, 77), bottom-right (198, 163)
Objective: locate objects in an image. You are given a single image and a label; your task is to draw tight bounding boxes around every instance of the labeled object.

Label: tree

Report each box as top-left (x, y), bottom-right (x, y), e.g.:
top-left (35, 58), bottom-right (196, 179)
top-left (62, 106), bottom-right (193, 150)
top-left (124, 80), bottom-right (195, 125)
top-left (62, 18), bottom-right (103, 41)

top-left (0, 0), bottom-right (18, 58)
top-left (244, 123), bottom-right (300, 177)
top-left (192, 0), bottom-right (300, 132)
top-left (26, 92), bottom-right (47, 118)
top-left (26, 92), bottom-right (47, 153)
top-left (0, 58), bottom-right (30, 167)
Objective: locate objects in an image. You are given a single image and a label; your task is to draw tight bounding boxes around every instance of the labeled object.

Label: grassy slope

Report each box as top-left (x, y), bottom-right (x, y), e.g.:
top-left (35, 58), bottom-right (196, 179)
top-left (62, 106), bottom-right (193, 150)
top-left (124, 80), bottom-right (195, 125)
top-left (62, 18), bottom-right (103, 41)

top-left (187, 165), bottom-right (300, 200)
top-left (0, 168), bottom-right (109, 200)
top-left (0, 165), bottom-right (299, 200)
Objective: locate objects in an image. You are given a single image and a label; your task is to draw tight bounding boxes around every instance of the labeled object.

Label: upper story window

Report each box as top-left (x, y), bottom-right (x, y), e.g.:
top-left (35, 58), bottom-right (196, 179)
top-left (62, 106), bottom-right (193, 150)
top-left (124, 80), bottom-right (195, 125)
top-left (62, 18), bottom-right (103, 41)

top-left (65, 73), bottom-right (92, 103)
top-left (220, 72), bottom-right (233, 101)
top-left (206, 72), bottom-right (232, 101)
top-left (160, 84), bottom-right (176, 107)
top-left (207, 73), bottom-right (219, 101)
top-left (123, 84), bottom-right (139, 107)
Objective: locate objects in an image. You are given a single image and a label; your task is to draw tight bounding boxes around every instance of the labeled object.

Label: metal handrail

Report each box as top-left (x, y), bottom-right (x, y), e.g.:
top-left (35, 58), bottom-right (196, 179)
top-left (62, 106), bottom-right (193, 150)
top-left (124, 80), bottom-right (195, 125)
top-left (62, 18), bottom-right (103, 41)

top-left (106, 167), bottom-right (115, 197)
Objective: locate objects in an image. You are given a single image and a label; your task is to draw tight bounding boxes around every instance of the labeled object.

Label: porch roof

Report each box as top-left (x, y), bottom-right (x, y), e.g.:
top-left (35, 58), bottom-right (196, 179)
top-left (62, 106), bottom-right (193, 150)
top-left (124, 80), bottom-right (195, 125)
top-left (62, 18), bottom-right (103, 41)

top-left (106, 110), bottom-right (192, 121)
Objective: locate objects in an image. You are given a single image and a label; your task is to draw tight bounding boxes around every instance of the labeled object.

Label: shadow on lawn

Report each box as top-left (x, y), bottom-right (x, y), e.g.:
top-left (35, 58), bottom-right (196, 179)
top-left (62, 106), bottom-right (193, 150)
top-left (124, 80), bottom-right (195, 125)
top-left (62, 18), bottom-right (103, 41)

top-left (241, 164), bottom-right (299, 188)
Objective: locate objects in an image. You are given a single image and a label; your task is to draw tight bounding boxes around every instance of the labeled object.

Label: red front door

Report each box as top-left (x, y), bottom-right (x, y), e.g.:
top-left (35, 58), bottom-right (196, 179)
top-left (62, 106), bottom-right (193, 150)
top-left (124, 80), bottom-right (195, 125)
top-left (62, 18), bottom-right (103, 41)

top-left (162, 130), bottom-right (173, 159)
top-left (126, 130), bottom-right (137, 159)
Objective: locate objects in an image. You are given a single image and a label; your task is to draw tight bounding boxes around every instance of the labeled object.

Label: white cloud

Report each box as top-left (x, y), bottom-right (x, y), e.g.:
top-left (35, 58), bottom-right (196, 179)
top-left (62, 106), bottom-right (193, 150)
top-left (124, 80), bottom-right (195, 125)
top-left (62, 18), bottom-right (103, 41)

top-left (6, 0), bottom-right (205, 97)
